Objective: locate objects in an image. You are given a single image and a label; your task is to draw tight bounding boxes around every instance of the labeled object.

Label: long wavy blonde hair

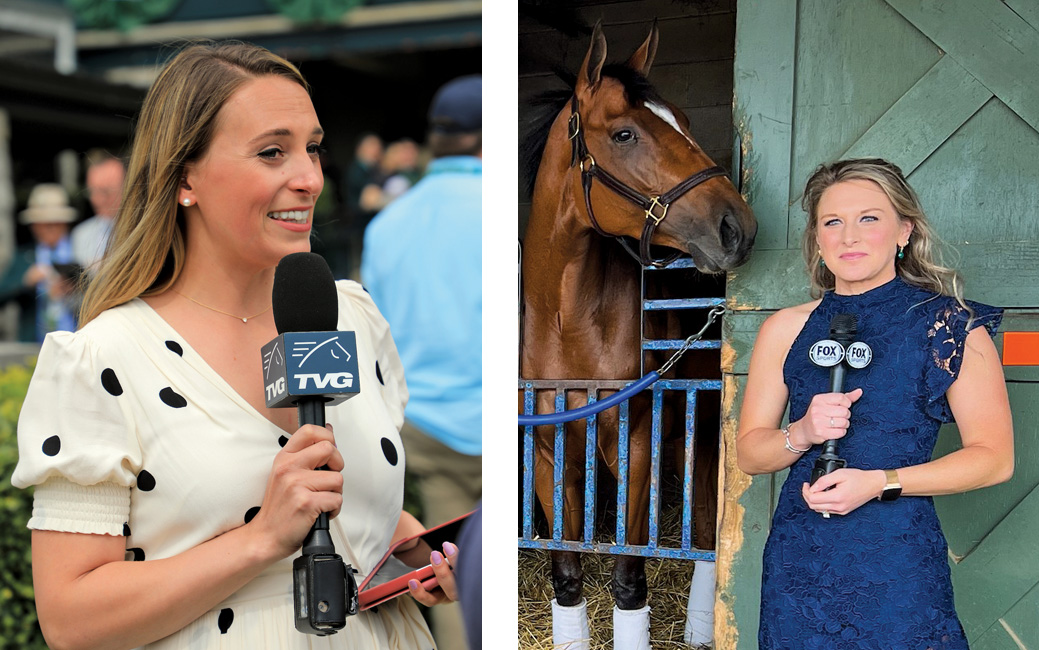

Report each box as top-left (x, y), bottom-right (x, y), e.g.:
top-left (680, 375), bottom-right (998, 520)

top-left (800, 158), bottom-right (968, 311)
top-left (79, 41), bottom-right (308, 326)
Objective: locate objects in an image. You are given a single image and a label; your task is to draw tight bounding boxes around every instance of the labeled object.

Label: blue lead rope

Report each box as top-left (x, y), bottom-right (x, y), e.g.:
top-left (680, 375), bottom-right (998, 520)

top-left (517, 372), bottom-right (660, 426)
top-left (517, 306), bottom-right (724, 427)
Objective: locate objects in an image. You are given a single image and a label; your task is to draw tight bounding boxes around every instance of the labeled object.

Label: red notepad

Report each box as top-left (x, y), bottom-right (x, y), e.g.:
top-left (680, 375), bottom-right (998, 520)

top-left (357, 510), bottom-right (475, 610)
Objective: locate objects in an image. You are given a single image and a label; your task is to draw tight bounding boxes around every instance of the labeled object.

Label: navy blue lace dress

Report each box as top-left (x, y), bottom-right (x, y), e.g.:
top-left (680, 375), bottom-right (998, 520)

top-left (759, 276), bottom-right (1002, 650)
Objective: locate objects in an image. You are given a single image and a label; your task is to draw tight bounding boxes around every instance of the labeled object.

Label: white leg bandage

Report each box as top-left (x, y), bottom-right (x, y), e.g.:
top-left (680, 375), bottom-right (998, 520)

top-left (613, 604), bottom-right (651, 650)
top-left (683, 559), bottom-right (716, 647)
top-left (552, 598), bottom-right (590, 650)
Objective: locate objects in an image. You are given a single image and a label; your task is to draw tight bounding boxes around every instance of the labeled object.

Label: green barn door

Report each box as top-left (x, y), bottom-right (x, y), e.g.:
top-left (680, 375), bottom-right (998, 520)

top-left (718, 1), bottom-right (1039, 648)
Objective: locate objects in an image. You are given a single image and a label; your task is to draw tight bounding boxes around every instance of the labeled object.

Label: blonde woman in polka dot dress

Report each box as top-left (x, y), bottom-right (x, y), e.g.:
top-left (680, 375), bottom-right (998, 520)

top-left (13, 42), bottom-right (454, 649)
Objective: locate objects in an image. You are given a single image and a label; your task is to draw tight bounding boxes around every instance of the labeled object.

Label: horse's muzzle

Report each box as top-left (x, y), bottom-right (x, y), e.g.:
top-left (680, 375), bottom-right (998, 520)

top-left (718, 207), bottom-right (756, 267)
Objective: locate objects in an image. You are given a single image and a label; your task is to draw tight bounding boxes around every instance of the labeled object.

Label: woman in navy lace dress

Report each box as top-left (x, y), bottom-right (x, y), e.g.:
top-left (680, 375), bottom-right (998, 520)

top-left (737, 158), bottom-right (1014, 650)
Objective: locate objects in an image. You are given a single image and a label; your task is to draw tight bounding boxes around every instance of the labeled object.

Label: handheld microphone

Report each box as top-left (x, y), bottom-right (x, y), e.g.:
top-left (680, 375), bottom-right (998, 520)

top-left (262, 252), bottom-right (360, 634)
top-left (808, 314), bottom-right (857, 487)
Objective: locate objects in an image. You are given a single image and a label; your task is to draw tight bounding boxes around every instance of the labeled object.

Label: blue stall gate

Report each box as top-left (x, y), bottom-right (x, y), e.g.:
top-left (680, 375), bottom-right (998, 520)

top-left (519, 258), bottom-right (722, 561)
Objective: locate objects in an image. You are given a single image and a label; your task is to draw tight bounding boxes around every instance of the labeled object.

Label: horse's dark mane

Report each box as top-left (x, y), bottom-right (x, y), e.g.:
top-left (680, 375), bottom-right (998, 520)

top-left (519, 65), bottom-right (663, 198)
top-left (519, 87), bottom-right (572, 198)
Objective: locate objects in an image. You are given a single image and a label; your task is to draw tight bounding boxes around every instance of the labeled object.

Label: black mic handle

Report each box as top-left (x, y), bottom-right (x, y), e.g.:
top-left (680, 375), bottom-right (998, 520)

top-left (297, 398), bottom-right (326, 428)
top-left (810, 448), bottom-right (847, 485)
top-left (295, 396), bottom-right (333, 548)
top-left (829, 363), bottom-right (846, 394)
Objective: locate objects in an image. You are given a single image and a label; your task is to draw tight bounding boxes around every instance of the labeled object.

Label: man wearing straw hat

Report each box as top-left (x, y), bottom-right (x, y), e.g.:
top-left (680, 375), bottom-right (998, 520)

top-left (20, 183), bottom-right (80, 340)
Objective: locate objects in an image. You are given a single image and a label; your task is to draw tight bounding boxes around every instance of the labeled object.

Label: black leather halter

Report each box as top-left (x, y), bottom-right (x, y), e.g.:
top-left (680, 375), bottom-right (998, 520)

top-left (568, 95), bottom-right (727, 267)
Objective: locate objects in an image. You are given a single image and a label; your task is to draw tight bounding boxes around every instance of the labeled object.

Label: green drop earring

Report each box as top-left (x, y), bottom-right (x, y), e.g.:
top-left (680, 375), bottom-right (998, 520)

top-left (897, 243), bottom-right (905, 260)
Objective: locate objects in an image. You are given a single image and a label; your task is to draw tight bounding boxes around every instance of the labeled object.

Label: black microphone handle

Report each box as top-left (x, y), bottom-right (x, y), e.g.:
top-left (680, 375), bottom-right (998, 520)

top-left (811, 355), bottom-right (849, 486)
top-left (829, 362), bottom-right (846, 394)
top-left (296, 396), bottom-right (333, 554)
top-left (822, 362), bottom-right (846, 455)
top-left (297, 397), bottom-right (326, 428)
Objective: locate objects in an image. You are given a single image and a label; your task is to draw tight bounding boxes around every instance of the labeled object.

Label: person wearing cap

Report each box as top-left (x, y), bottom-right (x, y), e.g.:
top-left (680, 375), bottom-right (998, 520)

top-left (20, 183), bottom-right (80, 340)
top-left (361, 74), bottom-right (482, 650)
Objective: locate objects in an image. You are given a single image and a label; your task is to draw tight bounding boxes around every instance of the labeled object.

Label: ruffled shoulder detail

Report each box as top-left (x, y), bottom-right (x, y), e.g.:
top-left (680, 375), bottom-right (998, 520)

top-left (11, 328), bottom-right (141, 535)
top-left (336, 280), bottom-right (408, 430)
top-left (924, 298), bottom-right (1003, 422)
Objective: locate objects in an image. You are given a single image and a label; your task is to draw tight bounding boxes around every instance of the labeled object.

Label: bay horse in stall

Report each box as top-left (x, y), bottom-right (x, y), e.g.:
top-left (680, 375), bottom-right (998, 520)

top-left (520, 23), bottom-right (756, 647)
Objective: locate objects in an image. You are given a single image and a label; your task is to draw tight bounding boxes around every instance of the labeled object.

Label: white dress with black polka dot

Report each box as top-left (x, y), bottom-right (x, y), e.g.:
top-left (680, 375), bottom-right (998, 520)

top-left (13, 281), bottom-right (435, 649)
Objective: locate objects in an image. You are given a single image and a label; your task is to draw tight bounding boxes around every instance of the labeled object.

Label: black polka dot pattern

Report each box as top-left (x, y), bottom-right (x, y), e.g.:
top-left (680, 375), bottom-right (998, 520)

top-left (165, 340), bottom-right (184, 356)
top-left (375, 361), bottom-right (384, 385)
top-left (244, 507), bottom-right (260, 524)
top-left (159, 387), bottom-right (187, 408)
top-left (42, 436), bottom-right (61, 456)
top-left (101, 368), bottom-right (123, 396)
top-left (136, 470), bottom-right (156, 492)
top-left (218, 608), bottom-right (234, 634)
top-left (380, 438), bottom-right (398, 466)
top-left (127, 547), bottom-right (145, 561)
top-left (123, 523), bottom-right (131, 537)
top-left (219, 606), bottom-right (235, 631)
top-left (278, 435), bottom-right (289, 448)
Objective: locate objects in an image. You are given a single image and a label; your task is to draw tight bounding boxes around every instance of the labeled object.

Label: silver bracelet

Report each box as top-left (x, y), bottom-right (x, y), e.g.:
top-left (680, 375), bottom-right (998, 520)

top-left (783, 426), bottom-right (811, 454)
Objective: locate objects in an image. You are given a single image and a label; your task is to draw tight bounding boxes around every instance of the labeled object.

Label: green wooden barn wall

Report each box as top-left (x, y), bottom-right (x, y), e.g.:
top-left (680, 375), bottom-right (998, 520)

top-left (719, 1), bottom-right (1039, 647)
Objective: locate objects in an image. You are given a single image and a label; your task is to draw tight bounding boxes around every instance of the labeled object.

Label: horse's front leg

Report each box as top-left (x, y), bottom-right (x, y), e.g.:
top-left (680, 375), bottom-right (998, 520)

top-left (534, 406), bottom-right (592, 649)
top-left (613, 408), bottom-right (651, 611)
top-left (601, 406), bottom-right (651, 650)
top-left (534, 437), bottom-right (586, 606)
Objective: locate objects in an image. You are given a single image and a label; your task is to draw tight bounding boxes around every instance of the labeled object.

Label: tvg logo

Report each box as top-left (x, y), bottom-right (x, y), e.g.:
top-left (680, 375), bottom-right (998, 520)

top-left (265, 377), bottom-right (286, 401)
top-left (296, 372), bottom-right (354, 390)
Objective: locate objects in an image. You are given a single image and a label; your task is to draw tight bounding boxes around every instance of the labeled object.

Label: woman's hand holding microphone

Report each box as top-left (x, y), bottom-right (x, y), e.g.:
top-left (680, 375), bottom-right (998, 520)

top-left (249, 423), bottom-right (345, 560)
top-left (786, 387), bottom-right (862, 450)
top-left (791, 388), bottom-right (889, 516)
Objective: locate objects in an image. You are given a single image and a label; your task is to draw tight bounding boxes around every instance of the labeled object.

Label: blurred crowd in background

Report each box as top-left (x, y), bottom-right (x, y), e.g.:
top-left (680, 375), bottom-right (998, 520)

top-left (0, 0), bottom-right (481, 346)
top-left (0, 134), bottom-right (430, 343)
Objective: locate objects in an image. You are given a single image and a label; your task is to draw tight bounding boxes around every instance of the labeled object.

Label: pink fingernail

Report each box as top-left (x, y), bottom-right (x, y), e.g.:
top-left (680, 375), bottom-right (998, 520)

top-left (431, 551), bottom-right (443, 566)
top-left (443, 541), bottom-right (458, 557)
top-left (408, 579), bottom-right (419, 590)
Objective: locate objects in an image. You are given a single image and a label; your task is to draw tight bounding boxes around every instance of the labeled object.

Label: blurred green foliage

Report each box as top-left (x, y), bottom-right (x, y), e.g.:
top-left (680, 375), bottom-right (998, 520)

top-left (0, 358), bottom-right (45, 649)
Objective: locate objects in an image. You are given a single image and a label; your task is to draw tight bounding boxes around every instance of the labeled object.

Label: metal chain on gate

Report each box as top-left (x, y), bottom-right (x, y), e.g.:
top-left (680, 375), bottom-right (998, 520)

top-left (519, 305), bottom-right (726, 426)
top-left (657, 305), bottom-right (726, 376)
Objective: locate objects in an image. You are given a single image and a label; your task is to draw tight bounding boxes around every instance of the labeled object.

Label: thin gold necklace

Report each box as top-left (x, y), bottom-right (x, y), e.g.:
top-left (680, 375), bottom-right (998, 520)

top-left (172, 290), bottom-right (271, 323)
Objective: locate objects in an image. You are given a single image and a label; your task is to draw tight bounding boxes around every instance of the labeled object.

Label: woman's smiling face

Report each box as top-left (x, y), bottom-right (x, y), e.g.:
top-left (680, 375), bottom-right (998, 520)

top-left (816, 179), bottom-right (913, 295)
top-left (180, 75), bottom-right (324, 271)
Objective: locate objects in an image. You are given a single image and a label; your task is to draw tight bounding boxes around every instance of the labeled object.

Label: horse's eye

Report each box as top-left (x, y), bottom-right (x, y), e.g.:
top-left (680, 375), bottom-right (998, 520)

top-left (612, 129), bottom-right (636, 144)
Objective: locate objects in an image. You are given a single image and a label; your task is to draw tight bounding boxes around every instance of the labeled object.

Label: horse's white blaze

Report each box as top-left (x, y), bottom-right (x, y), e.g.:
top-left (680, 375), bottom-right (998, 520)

top-left (646, 101), bottom-right (695, 147)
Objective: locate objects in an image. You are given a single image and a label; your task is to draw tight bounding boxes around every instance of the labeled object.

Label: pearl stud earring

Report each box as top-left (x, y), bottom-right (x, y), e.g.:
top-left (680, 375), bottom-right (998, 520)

top-left (182, 198), bottom-right (191, 206)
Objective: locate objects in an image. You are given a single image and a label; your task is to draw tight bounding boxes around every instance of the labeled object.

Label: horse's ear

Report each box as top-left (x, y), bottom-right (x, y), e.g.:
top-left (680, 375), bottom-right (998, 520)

top-left (627, 20), bottom-right (659, 77)
top-left (577, 21), bottom-right (608, 92)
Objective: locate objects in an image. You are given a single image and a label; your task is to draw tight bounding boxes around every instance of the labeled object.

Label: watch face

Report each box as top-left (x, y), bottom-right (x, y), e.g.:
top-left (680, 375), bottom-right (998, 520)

top-left (880, 486), bottom-right (902, 501)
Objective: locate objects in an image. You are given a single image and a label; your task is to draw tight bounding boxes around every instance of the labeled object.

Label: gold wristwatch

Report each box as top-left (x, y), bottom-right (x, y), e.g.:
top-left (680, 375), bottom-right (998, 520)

top-left (878, 469), bottom-right (902, 501)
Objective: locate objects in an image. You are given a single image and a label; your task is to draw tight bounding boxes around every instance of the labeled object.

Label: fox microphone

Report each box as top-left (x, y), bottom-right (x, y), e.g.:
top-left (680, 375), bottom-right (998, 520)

top-left (807, 313), bottom-right (872, 487)
top-left (261, 252), bottom-right (360, 634)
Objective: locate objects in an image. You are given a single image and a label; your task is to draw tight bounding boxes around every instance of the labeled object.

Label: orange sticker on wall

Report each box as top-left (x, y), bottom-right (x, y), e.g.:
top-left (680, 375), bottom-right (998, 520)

top-left (1002, 332), bottom-right (1039, 366)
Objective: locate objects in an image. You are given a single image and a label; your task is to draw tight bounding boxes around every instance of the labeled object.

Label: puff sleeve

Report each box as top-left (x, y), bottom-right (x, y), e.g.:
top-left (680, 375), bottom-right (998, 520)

top-left (11, 330), bottom-right (141, 536)
top-left (924, 299), bottom-right (1003, 423)
top-left (336, 280), bottom-right (409, 431)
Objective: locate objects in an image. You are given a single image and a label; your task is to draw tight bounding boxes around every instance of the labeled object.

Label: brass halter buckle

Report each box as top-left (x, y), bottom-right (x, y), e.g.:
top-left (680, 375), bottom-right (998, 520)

top-left (580, 154), bottom-right (596, 173)
top-left (645, 196), bottom-right (669, 225)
